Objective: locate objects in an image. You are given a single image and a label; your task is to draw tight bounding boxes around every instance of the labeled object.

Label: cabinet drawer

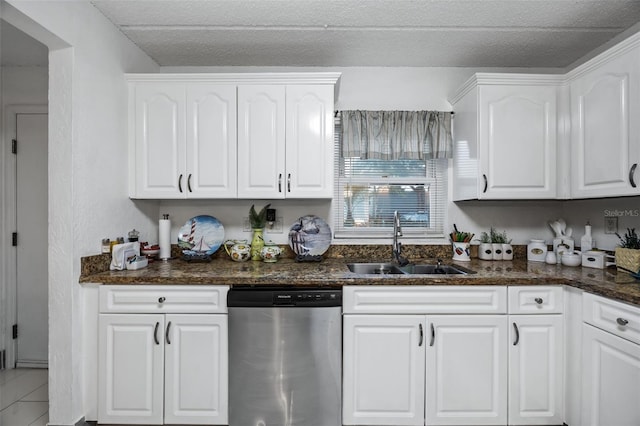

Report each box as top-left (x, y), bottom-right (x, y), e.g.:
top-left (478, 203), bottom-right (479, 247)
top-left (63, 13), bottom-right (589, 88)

top-left (583, 293), bottom-right (640, 345)
top-left (508, 286), bottom-right (564, 314)
top-left (343, 286), bottom-right (506, 314)
top-left (99, 285), bottom-right (229, 313)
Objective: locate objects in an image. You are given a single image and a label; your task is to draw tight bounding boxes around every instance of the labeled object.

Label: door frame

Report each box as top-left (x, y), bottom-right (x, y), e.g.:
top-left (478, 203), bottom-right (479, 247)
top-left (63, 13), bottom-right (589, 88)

top-left (1, 104), bottom-right (48, 369)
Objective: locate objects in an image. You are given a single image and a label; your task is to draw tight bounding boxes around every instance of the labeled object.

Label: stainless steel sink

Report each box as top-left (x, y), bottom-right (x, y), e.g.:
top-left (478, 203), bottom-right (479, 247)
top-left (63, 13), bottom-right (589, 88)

top-left (347, 263), bottom-right (406, 275)
top-left (400, 264), bottom-right (473, 275)
top-left (347, 262), bottom-right (475, 275)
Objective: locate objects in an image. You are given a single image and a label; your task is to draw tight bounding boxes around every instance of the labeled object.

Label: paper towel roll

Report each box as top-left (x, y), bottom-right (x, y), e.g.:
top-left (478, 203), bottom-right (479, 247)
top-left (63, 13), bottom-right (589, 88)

top-left (159, 215), bottom-right (171, 260)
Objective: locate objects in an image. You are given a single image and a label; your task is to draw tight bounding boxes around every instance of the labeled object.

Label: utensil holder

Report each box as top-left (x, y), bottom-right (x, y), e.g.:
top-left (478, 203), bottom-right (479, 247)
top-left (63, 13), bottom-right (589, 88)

top-left (452, 242), bottom-right (471, 262)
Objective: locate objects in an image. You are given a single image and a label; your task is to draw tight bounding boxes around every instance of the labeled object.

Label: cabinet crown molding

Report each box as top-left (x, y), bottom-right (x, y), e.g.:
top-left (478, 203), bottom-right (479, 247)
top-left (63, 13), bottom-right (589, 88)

top-left (450, 73), bottom-right (564, 104)
top-left (125, 72), bottom-right (341, 85)
top-left (567, 31), bottom-right (640, 82)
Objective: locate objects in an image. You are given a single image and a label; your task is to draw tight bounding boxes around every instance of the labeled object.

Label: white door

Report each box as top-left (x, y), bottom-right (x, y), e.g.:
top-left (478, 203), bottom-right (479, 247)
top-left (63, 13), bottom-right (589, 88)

top-left (285, 85), bottom-right (334, 198)
top-left (509, 315), bottom-right (564, 425)
top-left (570, 46), bottom-right (640, 198)
top-left (185, 84), bottom-right (237, 198)
top-left (16, 112), bottom-right (48, 367)
top-left (343, 315), bottom-right (425, 426)
top-left (479, 85), bottom-right (557, 199)
top-left (133, 82), bottom-right (186, 198)
top-left (98, 314), bottom-right (164, 425)
top-left (237, 85), bottom-right (286, 198)
top-left (164, 314), bottom-right (228, 425)
top-left (582, 323), bottom-right (640, 426)
top-left (426, 315), bottom-right (508, 426)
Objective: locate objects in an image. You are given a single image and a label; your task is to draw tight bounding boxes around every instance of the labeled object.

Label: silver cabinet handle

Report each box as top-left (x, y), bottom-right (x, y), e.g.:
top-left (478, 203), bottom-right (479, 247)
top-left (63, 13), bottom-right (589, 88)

top-left (278, 173), bottom-right (282, 192)
top-left (287, 173), bottom-right (291, 192)
top-left (429, 323), bottom-right (435, 347)
top-left (418, 324), bottom-right (424, 346)
top-left (630, 163), bottom-right (638, 188)
top-left (617, 318), bottom-right (629, 326)
top-left (513, 322), bottom-right (520, 346)
top-left (187, 174), bottom-right (193, 192)
top-left (154, 322), bottom-right (160, 345)
top-left (482, 174), bottom-right (488, 193)
top-left (158, 297), bottom-right (166, 304)
top-left (166, 321), bottom-right (172, 345)
top-left (178, 174), bottom-right (183, 193)
top-left (535, 297), bottom-right (543, 305)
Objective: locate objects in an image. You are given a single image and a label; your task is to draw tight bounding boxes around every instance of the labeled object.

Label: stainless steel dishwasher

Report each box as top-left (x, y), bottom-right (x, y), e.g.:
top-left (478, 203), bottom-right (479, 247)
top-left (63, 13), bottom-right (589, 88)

top-left (228, 287), bottom-right (342, 426)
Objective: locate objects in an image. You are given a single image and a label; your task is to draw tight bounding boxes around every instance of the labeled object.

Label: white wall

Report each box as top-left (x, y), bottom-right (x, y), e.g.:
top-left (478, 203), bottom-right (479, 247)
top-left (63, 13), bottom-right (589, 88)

top-left (4, 1), bottom-right (158, 424)
top-left (1, 66), bottom-right (48, 105)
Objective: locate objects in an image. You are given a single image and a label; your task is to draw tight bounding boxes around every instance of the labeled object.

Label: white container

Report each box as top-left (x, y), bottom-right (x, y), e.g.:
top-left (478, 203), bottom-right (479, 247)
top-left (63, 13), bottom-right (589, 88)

top-left (502, 243), bottom-right (514, 261)
top-left (561, 252), bottom-right (582, 267)
top-left (582, 251), bottom-right (616, 269)
top-left (581, 223), bottom-right (594, 252)
top-left (545, 251), bottom-right (557, 264)
top-left (478, 243), bottom-right (493, 260)
top-left (527, 239), bottom-right (547, 262)
top-left (452, 242), bottom-right (471, 262)
top-left (492, 243), bottom-right (503, 260)
top-left (553, 237), bottom-right (574, 255)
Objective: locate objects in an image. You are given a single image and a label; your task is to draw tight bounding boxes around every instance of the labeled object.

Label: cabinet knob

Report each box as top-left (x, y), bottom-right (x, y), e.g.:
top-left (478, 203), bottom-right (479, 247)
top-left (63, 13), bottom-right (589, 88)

top-left (158, 297), bottom-right (166, 304)
top-left (535, 297), bottom-right (543, 305)
top-left (617, 317), bottom-right (629, 326)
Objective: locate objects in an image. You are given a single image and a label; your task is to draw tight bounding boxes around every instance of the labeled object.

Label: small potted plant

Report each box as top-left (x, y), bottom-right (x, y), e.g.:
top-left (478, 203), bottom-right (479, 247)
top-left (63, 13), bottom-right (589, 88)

top-left (490, 227), bottom-right (505, 260)
top-left (249, 203), bottom-right (270, 260)
top-left (615, 228), bottom-right (640, 273)
top-left (477, 231), bottom-right (493, 260)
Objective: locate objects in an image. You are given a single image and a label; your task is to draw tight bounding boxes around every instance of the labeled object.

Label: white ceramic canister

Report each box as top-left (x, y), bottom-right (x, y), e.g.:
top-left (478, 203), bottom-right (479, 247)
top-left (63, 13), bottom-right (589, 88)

top-left (492, 243), bottom-right (503, 260)
top-left (527, 239), bottom-right (547, 262)
top-left (502, 243), bottom-right (514, 261)
top-left (545, 251), bottom-right (557, 264)
top-left (478, 243), bottom-right (493, 260)
top-left (452, 242), bottom-right (471, 262)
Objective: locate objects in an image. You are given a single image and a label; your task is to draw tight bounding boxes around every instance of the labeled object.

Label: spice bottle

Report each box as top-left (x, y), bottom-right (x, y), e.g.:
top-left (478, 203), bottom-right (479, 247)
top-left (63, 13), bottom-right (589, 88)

top-left (101, 238), bottom-right (111, 254)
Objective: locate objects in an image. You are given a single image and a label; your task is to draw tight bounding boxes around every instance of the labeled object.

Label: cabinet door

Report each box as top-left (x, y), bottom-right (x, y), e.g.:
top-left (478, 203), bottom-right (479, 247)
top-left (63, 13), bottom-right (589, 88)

top-left (98, 314), bottom-right (164, 425)
top-left (186, 84), bottom-right (237, 198)
top-left (343, 315), bottom-right (425, 425)
top-left (285, 85), bottom-right (334, 198)
top-left (582, 323), bottom-right (640, 426)
top-left (478, 85), bottom-right (557, 199)
top-left (426, 315), bottom-right (507, 425)
top-left (509, 315), bottom-right (564, 425)
top-left (133, 82), bottom-right (186, 198)
top-left (570, 46), bottom-right (640, 198)
top-left (164, 314), bottom-right (228, 425)
top-left (237, 85), bottom-right (286, 198)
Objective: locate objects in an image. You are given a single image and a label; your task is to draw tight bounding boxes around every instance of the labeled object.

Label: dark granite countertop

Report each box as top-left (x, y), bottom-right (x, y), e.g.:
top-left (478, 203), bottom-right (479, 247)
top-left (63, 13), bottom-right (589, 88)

top-left (79, 256), bottom-right (640, 307)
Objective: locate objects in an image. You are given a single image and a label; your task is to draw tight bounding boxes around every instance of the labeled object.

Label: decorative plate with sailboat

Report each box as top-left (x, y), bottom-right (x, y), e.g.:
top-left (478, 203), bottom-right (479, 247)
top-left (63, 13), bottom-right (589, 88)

top-left (178, 215), bottom-right (225, 257)
top-left (288, 215), bottom-right (332, 256)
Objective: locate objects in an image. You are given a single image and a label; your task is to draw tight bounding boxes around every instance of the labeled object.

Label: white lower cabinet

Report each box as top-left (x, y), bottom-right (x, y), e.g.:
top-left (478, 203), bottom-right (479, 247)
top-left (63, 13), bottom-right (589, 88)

top-left (426, 316), bottom-right (508, 426)
top-left (582, 293), bottom-right (640, 426)
top-left (343, 315), bottom-right (425, 426)
top-left (508, 315), bottom-right (564, 425)
top-left (97, 286), bottom-right (229, 425)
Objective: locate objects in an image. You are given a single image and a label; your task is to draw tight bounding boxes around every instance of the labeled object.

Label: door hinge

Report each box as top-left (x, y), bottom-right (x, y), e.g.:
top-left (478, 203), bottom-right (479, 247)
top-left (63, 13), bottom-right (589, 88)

top-left (12, 232), bottom-right (17, 246)
top-left (11, 139), bottom-right (17, 154)
top-left (12, 324), bottom-right (18, 339)
top-left (0, 349), bottom-right (5, 369)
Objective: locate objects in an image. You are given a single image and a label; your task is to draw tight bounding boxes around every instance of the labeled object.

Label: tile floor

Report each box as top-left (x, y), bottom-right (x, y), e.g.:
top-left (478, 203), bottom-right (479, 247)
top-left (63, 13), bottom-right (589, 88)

top-left (0, 368), bottom-right (48, 425)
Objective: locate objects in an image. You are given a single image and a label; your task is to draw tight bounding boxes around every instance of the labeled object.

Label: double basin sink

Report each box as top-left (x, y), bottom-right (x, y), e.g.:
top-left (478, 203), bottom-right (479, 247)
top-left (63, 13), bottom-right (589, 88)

top-left (347, 262), bottom-right (475, 275)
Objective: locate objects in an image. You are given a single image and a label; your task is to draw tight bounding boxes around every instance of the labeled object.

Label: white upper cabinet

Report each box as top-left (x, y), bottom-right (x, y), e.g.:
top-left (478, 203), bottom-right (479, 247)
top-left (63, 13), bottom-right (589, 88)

top-left (569, 41), bottom-right (640, 198)
top-left (237, 85), bottom-right (286, 198)
top-left (237, 84), bottom-right (335, 199)
top-left (451, 74), bottom-right (560, 200)
top-left (128, 73), bottom-right (339, 200)
top-left (129, 81), bottom-right (236, 199)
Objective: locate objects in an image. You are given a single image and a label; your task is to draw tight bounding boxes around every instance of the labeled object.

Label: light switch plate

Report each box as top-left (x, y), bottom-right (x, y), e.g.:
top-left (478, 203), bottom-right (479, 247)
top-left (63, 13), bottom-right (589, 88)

top-left (243, 217), bottom-right (284, 233)
top-left (604, 216), bottom-right (618, 234)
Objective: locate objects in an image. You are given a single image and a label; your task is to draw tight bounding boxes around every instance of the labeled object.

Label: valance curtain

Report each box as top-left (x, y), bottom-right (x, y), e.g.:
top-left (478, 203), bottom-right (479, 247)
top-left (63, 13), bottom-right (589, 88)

top-left (340, 110), bottom-right (453, 160)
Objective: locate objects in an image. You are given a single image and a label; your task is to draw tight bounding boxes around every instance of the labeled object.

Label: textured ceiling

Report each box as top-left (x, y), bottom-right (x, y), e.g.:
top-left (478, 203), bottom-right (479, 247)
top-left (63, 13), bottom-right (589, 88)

top-left (90, 0), bottom-right (640, 68)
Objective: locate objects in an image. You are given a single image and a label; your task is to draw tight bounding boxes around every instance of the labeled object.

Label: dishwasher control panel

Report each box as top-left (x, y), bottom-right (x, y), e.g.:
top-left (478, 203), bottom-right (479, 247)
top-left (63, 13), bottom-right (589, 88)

top-left (228, 287), bottom-right (342, 307)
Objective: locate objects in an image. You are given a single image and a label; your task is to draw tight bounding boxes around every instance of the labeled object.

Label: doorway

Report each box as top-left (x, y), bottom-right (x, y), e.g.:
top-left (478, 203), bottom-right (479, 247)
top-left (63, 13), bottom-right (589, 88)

top-left (15, 111), bottom-right (48, 367)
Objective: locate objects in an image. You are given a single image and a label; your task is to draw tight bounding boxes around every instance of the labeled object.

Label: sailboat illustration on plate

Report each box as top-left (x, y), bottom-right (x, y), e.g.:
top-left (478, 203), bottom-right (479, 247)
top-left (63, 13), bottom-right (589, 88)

top-left (178, 215), bottom-right (225, 261)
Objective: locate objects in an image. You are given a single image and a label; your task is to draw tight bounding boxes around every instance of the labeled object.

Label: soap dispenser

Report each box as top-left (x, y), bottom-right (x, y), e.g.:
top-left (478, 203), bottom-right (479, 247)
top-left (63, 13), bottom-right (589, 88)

top-left (581, 221), bottom-right (594, 252)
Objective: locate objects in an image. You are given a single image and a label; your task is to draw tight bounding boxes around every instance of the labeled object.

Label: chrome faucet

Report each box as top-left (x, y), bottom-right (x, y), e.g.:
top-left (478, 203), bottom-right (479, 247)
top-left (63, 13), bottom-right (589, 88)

top-left (392, 210), bottom-right (409, 266)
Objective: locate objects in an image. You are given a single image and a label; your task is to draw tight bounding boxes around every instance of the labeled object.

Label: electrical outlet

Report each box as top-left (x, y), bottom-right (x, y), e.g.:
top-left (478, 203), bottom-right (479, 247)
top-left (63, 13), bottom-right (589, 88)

top-left (604, 216), bottom-right (618, 234)
top-left (265, 218), bottom-right (284, 234)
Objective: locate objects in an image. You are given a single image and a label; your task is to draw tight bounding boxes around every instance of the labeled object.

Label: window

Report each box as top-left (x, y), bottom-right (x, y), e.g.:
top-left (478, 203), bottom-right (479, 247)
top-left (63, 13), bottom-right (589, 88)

top-left (334, 118), bottom-right (448, 239)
